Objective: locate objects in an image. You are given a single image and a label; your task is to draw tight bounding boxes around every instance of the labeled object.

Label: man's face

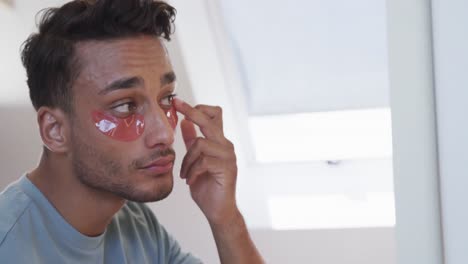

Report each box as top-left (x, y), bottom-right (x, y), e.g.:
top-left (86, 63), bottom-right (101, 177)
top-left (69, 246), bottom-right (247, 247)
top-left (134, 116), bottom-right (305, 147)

top-left (69, 36), bottom-right (177, 202)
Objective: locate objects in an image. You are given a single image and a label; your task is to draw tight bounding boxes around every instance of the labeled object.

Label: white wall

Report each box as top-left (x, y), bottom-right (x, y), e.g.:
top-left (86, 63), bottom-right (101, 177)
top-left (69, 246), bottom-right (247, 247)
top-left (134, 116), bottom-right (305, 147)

top-left (432, 1), bottom-right (468, 263)
top-left (0, 107), bottom-right (41, 187)
top-left (387, 0), bottom-right (444, 263)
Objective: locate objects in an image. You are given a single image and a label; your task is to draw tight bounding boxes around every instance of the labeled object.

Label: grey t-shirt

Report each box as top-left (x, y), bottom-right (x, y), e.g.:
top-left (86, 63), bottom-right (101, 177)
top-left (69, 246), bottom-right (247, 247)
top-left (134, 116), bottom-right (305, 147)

top-left (0, 175), bottom-right (202, 264)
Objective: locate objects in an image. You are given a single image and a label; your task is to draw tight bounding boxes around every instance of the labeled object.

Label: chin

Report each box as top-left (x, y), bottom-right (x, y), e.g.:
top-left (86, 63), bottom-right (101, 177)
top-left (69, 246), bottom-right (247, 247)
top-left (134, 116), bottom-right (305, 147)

top-left (125, 171), bottom-right (174, 203)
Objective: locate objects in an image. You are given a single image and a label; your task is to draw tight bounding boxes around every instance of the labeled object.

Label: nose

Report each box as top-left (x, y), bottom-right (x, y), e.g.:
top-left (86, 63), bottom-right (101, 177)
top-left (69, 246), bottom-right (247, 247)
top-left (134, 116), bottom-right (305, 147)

top-left (143, 103), bottom-right (175, 149)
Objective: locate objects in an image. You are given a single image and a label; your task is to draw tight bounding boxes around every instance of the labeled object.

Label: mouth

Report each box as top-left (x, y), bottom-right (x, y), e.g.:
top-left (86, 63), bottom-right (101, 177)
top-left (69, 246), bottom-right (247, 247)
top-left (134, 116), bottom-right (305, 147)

top-left (139, 155), bottom-right (175, 174)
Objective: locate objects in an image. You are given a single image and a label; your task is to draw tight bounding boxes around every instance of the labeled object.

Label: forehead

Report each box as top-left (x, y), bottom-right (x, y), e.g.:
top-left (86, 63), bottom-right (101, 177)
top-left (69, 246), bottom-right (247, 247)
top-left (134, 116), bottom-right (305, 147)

top-left (74, 36), bottom-right (172, 90)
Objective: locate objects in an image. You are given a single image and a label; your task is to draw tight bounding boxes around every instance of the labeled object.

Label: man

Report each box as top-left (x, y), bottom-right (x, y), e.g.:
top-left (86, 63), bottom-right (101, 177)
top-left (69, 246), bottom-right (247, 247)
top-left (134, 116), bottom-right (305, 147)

top-left (0, 0), bottom-right (264, 263)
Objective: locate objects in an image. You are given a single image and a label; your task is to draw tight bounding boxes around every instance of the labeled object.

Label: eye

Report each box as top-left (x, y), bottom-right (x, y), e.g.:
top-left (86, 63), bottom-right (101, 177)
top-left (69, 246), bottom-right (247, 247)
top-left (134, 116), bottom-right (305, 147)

top-left (113, 102), bottom-right (137, 114)
top-left (160, 93), bottom-right (177, 108)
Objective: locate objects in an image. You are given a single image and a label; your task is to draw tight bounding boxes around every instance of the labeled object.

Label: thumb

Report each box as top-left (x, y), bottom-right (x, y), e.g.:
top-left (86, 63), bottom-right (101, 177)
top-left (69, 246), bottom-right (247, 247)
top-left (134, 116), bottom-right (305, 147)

top-left (180, 118), bottom-right (197, 149)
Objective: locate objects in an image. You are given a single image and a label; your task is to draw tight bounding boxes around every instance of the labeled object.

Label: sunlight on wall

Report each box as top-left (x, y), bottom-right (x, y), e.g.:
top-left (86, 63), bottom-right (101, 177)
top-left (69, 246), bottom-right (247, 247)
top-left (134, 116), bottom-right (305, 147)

top-left (268, 192), bottom-right (395, 230)
top-left (249, 108), bottom-right (392, 162)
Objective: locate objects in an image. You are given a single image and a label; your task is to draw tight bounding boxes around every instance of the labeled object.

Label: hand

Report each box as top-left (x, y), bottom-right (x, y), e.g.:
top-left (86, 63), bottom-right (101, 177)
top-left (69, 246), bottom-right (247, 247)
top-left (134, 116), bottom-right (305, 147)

top-left (174, 98), bottom-right (265, 264)
top-left (174, 98), bottom-right (239, 226)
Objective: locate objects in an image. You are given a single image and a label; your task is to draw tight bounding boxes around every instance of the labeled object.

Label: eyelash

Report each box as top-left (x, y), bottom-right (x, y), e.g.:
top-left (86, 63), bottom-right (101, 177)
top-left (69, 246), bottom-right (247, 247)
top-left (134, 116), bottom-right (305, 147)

top-left (160, 93), bottom-right (177, 108)
top-left (112, 101), bottom-right (137, 115)
top-left (111, 93), bottom-right (176, 115)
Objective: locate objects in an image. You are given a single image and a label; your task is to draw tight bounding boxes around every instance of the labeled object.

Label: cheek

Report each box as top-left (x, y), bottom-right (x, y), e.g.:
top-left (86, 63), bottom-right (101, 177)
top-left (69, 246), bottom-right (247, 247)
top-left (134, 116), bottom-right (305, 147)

top-left (165, 106), bottom-right (178, 130)
top-left (92, 111), bottom-right (145, 142)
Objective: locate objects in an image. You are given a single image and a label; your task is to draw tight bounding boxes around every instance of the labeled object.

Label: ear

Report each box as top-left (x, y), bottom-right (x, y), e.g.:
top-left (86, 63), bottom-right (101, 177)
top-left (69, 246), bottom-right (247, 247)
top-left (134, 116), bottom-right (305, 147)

top-left (37, 107), bottom-right (70, 154)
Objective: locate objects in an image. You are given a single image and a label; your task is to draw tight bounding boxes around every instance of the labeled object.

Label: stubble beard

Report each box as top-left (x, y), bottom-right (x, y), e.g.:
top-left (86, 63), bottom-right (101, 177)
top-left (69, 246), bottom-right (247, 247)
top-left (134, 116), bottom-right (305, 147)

top-left (70, 131), bottom-right (174, 203)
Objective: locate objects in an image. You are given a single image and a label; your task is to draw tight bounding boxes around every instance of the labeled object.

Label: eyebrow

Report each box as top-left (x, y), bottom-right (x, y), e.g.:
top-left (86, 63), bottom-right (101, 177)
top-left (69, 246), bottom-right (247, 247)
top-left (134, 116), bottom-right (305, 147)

top-left (99, 76), bottom-right (144, 95)
top-left (98, 71), bottom-right (176, 96)
top-left (161, 71), bottom-right (176, 86)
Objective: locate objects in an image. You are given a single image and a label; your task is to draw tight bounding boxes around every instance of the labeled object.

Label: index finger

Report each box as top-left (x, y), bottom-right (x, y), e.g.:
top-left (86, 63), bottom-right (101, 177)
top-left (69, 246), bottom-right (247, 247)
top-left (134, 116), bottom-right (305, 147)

top-left (174, 98), bottom-right (210, 127)
top-left (174, 98), bottom-right (224, 142)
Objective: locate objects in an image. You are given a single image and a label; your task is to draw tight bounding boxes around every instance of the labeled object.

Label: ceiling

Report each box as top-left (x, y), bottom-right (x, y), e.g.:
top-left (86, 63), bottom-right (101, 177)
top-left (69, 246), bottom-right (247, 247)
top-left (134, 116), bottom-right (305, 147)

top-left (219, 0), bottom-right (390, 115)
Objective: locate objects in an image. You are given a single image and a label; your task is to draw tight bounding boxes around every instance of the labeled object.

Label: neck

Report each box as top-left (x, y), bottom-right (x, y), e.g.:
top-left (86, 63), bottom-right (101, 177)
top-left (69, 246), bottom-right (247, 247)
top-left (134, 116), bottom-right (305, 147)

top-left (28, 153), bottom-right (125, 237)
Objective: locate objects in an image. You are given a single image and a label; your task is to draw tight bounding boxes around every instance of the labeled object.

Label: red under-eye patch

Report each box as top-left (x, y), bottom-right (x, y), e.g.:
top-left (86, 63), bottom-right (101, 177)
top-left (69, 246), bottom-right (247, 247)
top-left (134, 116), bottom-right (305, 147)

top-left (92, 111), bottom-right (145, 142)
top-left (92, 106), bottom-right (177, 142)
top-left (165, 105), bottom-right (178, 130)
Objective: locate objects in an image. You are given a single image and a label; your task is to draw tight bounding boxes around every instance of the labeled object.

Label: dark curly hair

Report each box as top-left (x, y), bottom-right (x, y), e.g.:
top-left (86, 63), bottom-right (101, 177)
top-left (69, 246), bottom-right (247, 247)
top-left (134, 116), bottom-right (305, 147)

top-left (21, 0), bottom-right (176, 113)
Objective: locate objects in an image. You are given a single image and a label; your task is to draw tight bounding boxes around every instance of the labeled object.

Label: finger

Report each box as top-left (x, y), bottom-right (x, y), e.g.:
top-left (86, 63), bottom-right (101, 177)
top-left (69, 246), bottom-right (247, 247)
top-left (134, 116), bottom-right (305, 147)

top-left (180, 119), bottom-right (197, 149)
top-left (180, 138), bottom-right (233, 179)
top-left (174, 98), bottom-right (224, 142)
top-left (185, 155), bottom-right (223, 186)
top-left (194, 105), bottom-right (223, 129)
top-left (174, 98), bottom-right (210, 127)
top-left (194, 105), bottom-right (222, 119)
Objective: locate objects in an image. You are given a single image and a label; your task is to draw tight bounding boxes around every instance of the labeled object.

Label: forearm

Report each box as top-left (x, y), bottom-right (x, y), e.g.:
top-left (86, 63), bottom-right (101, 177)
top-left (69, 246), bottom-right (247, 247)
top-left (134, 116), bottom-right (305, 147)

top-left (209, 209), bottom-right (264, 264)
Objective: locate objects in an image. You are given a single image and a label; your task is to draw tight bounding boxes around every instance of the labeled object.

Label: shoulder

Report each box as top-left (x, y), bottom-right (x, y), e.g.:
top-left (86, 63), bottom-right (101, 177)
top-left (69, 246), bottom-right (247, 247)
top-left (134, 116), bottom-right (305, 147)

top-left (0, 181), bottom-right (33, 246)
top-left (114, 202), bottom-right (203, 263)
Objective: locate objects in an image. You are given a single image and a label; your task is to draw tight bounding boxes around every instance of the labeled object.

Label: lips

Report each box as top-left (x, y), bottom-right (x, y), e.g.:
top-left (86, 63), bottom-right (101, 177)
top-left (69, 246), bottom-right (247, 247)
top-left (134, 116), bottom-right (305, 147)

top-left (140, 156), bottom-right (175, 174)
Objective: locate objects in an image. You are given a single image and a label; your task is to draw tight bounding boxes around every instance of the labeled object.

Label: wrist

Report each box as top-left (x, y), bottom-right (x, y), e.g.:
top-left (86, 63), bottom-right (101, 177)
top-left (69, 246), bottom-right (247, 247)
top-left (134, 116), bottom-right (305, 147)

top-left (209, 209), bottom-right (265, 264)
top-left (209, 207), bottom-right (245, 232)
